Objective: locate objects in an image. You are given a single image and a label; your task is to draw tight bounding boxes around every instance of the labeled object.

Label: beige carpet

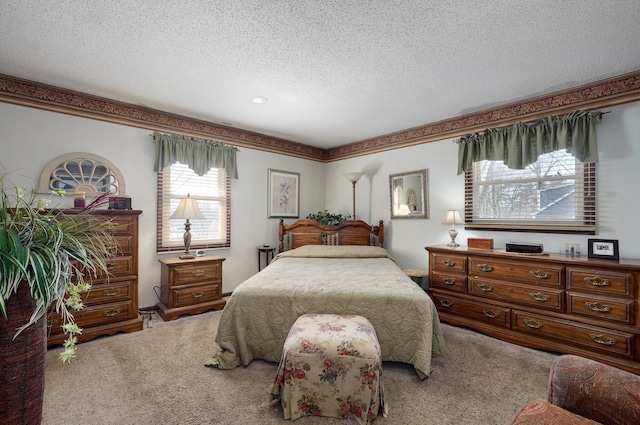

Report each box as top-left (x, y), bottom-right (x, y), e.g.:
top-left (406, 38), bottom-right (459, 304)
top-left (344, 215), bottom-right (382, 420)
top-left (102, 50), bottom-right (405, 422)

top-left (43, 311), bottom-right (557, 425)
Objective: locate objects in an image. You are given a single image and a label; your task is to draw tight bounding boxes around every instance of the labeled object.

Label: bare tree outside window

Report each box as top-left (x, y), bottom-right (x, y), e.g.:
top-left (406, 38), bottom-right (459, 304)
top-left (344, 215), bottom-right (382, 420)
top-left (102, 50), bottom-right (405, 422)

top-left (466, 150), bottom-right (596, 233)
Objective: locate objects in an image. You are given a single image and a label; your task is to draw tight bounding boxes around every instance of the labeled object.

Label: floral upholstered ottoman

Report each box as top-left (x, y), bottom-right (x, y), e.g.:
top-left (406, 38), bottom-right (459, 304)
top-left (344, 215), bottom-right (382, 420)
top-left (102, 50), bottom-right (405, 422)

top-left (271, 314), bottom-right (387, 424)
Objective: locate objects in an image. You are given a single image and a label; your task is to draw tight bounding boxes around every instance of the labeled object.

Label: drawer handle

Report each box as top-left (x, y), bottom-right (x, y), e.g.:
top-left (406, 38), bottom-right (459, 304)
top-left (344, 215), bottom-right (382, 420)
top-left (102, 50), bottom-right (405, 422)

top-left (530, 270), bottom-right (550, 280)
top-left (104, 309), bottom-right (121, 317)
top-left (103, 288), bottom-right (121, 296)
top-left (192, 270), bottom-right (205, 277)
top-left (106, 263), bottom-right (117, 271)
top-left (585, 301), bottom-right (612, 313)
top-left (477, 264), bottom-right (494, 272)
top-left (482, 310), bottom-right (499, 319)
top-left (523, 319), bottom-right (542, 329)
top-left (477, 283), bottom-right (494, 292)
top-left (589, 334), bottom-right (616, 346)
top-left (529, 292), bottom-right (551, 302)
top-left (442, 259), bottom-right (456, 267)
top-left (192, 291), bottom-right (205, 298)
top-left (442, 278), bottom-right (456, 286)
top-left (439, 300), bottom-right (453, 308)
top-left (48, 319), bottom-right (58, 327)
top-left (584, 276), bottom-right (610, 287)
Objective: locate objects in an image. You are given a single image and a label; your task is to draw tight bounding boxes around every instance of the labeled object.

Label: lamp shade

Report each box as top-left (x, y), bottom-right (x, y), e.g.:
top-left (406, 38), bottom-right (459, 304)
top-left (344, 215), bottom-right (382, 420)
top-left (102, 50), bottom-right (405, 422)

top-left (398, 204), bottom-right (411, 215)
top-left (170, 194), bottom-right (205, 220)
top-left (343, 172), bottom-right (364, 183)
top-left (442, 210), bottom-right (463, 226)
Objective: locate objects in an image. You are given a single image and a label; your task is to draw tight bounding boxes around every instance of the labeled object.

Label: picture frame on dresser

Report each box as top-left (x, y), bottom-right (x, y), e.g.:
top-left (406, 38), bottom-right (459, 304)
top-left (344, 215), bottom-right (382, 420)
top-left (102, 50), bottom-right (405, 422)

top-left (587, 238), bottom-right (619, 260)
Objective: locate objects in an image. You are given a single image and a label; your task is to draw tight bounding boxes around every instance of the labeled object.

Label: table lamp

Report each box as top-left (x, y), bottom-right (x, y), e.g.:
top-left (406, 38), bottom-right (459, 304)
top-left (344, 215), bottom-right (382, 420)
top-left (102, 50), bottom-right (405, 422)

top-left (170, 194), bottom-right (205, 259)
top-left (442, 210), bottom-right (463, 247)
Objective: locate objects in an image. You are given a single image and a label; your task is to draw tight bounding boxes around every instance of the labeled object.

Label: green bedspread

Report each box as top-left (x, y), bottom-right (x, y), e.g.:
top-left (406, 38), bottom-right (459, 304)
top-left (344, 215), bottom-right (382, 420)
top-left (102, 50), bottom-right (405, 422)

top-left (209, 245), bottom-right (445, 379)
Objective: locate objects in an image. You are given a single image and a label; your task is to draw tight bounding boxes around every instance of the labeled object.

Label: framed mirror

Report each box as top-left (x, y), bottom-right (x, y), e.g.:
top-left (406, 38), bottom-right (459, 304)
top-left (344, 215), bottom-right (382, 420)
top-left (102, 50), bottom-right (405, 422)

top-left (389, 169), bottom-right (429, 219)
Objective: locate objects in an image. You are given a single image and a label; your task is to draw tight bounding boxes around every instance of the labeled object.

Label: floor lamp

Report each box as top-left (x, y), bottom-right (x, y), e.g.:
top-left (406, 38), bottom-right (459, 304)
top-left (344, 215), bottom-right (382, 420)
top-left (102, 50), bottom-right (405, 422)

top-left (170, 194), bottom-right (205, 259)
top-left (343, 172), bottom-right (364, 219)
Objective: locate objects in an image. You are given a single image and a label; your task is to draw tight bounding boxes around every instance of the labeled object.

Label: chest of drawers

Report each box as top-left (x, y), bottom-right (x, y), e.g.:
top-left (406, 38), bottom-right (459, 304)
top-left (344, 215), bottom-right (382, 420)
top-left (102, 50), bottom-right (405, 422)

top-left (157, 255), bottom-right (226, 321)
top-left (47, 210), bottom-right (143, 347)
top-left (427, 245), bottom-right (640, 375)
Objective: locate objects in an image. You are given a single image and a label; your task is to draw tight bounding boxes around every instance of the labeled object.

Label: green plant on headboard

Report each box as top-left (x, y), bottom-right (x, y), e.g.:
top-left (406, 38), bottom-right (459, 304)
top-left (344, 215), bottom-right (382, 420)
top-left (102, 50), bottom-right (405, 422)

top-left (306, 210), bottom-right (350, 226)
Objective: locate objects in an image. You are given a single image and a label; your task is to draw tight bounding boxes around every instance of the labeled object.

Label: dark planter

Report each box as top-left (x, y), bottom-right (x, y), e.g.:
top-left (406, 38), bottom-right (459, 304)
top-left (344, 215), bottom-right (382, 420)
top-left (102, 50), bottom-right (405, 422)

top-left (0, 282), bottom-right (47, 425)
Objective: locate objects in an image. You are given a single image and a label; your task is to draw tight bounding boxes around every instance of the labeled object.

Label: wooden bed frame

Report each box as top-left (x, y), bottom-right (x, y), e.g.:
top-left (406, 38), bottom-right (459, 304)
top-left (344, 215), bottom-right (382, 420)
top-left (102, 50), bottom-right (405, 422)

top-left (278, 219), bottom-right (384, 252)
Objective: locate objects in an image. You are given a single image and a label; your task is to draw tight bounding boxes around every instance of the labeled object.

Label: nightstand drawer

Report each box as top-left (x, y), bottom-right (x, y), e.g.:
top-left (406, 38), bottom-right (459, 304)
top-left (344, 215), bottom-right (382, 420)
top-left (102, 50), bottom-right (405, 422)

top-left (173, 263), bottom-right (221, 285)
top-left (172, 282), bottom-right (222, 308)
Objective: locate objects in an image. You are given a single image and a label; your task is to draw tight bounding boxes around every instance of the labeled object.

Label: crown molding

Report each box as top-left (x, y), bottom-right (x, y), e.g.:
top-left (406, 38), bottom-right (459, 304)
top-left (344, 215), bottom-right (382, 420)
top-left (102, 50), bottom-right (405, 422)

top-left (1, 71), bottom-right (640, 163)
top-left (325, 70), bottom-right (640, 161)
top-left (0, 74), bottom-right (326, 162)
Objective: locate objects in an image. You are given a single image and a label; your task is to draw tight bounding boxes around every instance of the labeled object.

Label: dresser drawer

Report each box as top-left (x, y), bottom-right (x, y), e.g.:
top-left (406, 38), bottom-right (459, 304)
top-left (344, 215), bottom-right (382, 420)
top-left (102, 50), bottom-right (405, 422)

top-left (513, 310), bottom-right (634, 359)
top-left (432, 253), bottom-right (467, 274)
top-left (431, 272), bottom-right (467, 293)
top-left (173, 262), bottom-right (221, 285)
top-left (111, 215), bottom-right (137, 235)
top-left (567, 267), bottom-right (634, 297)
top-left (84, 281), bottom-right (132, 304)
top-left (432, 292), bottom-right (510, 328)
top-left (94, 255), bottom-right (134, 278)
top-left (172, 282), bottom-right (222, 308)
top-left (469, 278), bottom-right (564, 312)
top-left (567, 293), bottom-right (634, 325)
top-left (115, 235), bottom-right (134, 255)
top-left (48, 301), bottom-right (134, 335)
top-left (469, 258), bottom-right (562, 286)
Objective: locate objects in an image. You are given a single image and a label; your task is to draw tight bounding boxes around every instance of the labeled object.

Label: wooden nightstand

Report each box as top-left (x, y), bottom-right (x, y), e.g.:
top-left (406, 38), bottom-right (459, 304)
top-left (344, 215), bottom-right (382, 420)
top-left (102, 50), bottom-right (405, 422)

top-left (157, 255), bottom-right (226, 321)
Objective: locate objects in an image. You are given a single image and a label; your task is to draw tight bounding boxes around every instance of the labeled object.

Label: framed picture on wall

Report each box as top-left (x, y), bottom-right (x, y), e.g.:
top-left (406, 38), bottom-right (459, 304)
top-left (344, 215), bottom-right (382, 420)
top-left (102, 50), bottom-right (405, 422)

top-left (268, 169), bottom-right (299, 218)
top-left (587, 239), bottom-right (619, 260)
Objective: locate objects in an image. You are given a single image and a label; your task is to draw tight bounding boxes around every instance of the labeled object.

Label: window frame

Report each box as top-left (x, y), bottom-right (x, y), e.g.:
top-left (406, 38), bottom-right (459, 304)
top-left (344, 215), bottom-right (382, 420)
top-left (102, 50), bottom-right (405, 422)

top-left (464, 151), bottom-right (596, 234)
top-left (156, 163), bottom-right (231, 253)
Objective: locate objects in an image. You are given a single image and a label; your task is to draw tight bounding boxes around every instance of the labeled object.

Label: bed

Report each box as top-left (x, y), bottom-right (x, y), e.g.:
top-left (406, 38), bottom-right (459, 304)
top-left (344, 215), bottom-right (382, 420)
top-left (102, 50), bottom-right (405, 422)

top-left (209, 219), bottom-right (445, 379)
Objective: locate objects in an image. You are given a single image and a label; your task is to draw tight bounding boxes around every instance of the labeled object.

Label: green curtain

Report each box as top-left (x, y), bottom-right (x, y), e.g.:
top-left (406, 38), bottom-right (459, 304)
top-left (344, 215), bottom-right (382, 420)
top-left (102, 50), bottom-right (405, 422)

top-left (153, 132), bottom-right (239, 179)
top-left (456, 110), bottom-right (600, 175)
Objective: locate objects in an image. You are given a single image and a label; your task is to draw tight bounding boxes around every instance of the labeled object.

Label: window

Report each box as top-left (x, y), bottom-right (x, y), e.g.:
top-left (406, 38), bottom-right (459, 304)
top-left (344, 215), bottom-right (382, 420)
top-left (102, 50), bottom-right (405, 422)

top-left (465, 150), bottom-right (596, 233)
top-left (157, 163), bottom-right (231, 252)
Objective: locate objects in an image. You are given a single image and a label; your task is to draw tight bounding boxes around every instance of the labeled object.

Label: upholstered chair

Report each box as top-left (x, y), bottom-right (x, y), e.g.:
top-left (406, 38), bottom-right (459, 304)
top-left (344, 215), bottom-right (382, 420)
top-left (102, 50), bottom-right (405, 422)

top-left (512, 354), bottom-right (640, 425)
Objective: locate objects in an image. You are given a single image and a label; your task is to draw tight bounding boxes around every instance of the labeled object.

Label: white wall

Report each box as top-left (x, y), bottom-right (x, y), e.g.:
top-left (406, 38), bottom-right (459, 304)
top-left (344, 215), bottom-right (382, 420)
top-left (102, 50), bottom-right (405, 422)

top-left (0, 102), bottom-right (325, 308)
top-left (2, 100), bottom-right (639, 307)
top-left (326, 101), bottom-right (640, 268)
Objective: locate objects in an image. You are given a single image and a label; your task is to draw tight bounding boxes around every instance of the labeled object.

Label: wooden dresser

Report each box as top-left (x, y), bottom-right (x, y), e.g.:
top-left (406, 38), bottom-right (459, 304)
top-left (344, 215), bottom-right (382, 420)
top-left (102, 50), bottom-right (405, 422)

top-left (47, 210), bottom-right (143, 347)
top-left (157, 255), bottom-right (226, 321)
top-left (426, 245), bottom-right (640, 375)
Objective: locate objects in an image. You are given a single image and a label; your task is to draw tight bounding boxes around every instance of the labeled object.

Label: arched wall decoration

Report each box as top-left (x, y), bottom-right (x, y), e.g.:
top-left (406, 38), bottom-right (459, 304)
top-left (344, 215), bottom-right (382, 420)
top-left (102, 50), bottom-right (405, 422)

top-left (37, 152), bottom-right (126, 196)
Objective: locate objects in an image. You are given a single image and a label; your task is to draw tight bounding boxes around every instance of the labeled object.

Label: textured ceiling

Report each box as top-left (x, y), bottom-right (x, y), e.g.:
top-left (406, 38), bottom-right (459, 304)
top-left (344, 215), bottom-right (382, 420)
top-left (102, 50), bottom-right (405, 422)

top-left (1, 0), bottom-right (640, 149)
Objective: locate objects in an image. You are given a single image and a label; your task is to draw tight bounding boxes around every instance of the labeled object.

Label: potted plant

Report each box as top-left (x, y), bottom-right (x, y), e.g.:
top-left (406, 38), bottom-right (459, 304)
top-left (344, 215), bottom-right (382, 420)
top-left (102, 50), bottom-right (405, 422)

top-left (306, 210), bottom-right (351, 226)
top-left (0, 176), bottom-right (118, 424)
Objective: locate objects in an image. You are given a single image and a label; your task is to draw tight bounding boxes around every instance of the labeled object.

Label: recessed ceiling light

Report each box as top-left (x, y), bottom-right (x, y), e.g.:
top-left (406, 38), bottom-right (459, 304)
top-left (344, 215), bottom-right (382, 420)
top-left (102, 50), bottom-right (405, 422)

top-left (251, 96), bottom-right (268, 104)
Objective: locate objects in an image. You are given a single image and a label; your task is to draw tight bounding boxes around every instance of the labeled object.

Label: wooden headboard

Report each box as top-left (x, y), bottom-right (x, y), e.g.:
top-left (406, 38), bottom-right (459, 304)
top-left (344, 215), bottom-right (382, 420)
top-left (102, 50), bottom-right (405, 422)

top-left (278, 219), bottom-right (384, 252)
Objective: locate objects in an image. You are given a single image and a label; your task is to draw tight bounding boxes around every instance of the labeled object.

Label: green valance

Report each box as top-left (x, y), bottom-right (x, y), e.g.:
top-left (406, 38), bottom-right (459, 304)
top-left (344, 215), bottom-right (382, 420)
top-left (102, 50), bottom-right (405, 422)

top-left (153, 132), bottom-right (239, 179)
top-left (456, 110), bottom-right (601, 175)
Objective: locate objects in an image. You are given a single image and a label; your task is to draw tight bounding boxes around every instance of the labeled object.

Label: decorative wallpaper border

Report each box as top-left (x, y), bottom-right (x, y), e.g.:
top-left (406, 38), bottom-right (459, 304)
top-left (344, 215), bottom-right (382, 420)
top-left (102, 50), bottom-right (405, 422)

top-left (1, 71), bottom-right (640, 162)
